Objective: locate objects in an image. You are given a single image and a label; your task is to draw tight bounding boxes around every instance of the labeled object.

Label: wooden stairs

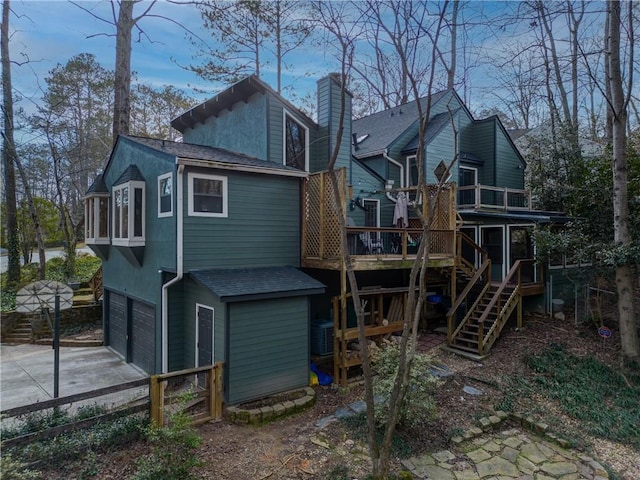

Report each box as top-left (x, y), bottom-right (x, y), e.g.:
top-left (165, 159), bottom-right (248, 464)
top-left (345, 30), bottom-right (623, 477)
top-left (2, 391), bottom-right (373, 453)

top-left (2, 317), bottom-right (36, 344)
top-left (447, 282), bottom-right (520, 357)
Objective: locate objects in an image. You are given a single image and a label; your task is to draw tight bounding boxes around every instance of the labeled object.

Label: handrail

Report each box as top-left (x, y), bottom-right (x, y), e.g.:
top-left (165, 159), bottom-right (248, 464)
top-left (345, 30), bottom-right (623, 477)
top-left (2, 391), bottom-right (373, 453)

top-left (457, 184), bottom-right (531, 210)
top-left (477, 259), bottom-right (526, 353)
top-left (446, 258), bottom-right (491, 344)
top-left (456, 231), bottom-right (488, 268)
top-left (446, 258), bottom-right (491, 318)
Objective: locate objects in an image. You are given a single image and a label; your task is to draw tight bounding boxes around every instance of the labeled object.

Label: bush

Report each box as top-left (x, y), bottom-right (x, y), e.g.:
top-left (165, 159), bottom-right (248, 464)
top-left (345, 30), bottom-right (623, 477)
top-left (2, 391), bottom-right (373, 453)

top-left (133, 395), bottom-right (202, 480)
top-left (370, 343), bottom-right (441, 429)
top-left (0, 453), bottom-right (41, 480)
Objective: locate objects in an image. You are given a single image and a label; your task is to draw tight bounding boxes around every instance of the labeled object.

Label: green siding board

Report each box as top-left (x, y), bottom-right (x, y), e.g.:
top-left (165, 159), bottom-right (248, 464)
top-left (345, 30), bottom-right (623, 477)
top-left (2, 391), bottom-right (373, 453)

top-left (228, 297), bottom-right (309, 404)
top-left (495, 124), bottom-right (525, 189)
top-left (101, 138), bottom-right (178, 373)
top-left (182, 93), bottom-right (268, 159)
top-left (182, 168), bottom-right (301, 270)
top-left (471, 121), bottom-right (496, 185)
top-left (316, 76), bottom-right (352, 172)
top-left (181, 277), bottom-right (226, 370)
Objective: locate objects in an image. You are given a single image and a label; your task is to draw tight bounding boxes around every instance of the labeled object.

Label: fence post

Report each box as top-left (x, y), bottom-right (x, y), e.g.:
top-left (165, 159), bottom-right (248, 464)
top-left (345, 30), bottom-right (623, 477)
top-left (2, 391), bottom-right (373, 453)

top-left (214, 363), bottom-right (224, 419)
top-left (149, 375), bottom-right (164, 426)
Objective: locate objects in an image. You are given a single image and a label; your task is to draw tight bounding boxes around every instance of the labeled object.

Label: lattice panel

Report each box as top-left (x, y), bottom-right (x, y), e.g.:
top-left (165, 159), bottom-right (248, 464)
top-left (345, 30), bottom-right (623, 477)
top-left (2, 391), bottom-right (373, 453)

top-left (304, 175), bottom-right (321, 257)
top-left (323, 170), bottom-right (345, 258)
top-left (303, 170), bottom-right (347, 260)
top-left (424, 184), bottom-right (453, 230)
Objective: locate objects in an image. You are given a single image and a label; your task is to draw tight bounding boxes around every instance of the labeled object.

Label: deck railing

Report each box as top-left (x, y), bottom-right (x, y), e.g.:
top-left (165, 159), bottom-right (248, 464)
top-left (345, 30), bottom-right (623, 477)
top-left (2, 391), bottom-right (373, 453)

top-left (302, 169), bottom-right (457, 267)
top-left (457, 184), bottom-right (532, 210)
top-left (345, 227), bottom-right (454, 259)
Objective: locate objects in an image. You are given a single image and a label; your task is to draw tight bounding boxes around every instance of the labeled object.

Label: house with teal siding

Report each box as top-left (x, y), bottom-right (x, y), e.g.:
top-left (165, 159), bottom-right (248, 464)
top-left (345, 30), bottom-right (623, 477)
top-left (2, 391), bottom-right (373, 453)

top-left (86, 73), bottom-right (571, 398)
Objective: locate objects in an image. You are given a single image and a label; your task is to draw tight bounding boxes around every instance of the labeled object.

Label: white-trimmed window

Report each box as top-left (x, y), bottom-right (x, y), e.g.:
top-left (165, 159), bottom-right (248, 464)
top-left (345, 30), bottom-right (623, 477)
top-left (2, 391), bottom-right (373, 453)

top-left (283, 110), bottom-right (308, 171)
top-left (158, 172), bottom-right (173, 217)
top-left (112, 181), bottom-right (145, 246)
top-left (188, 172), bottom-right (228, 217)
top-left (85, 194), bottom-right (109, 244)
top-left (406, 155), bottom-right (418, 187)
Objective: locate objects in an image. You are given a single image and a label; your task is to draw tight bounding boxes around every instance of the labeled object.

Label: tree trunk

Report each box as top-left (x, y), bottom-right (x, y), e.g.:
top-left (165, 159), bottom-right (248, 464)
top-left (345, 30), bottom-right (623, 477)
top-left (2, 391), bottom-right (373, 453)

top-left (1, 0), bottom-right (21, 288)
top-left (607, 0), bottom-right (639, 362)
top-left (113, 0), bottom-right (134, 139)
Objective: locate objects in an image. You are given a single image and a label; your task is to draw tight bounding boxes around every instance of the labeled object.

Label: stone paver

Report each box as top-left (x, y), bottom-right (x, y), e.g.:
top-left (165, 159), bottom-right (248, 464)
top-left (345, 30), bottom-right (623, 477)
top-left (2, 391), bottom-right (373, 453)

top-left (401, 425), bottom-right (609, 480)
top-left (315, 395), bottom-right (610, 480)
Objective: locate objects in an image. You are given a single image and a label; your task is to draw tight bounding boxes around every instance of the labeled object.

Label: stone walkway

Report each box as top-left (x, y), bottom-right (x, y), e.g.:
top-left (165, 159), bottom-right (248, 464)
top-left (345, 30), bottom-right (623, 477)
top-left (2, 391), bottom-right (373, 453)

top-left (402, 426), bottom-right (609, 479)
top-left (314, 402), bottom-right (610, 480)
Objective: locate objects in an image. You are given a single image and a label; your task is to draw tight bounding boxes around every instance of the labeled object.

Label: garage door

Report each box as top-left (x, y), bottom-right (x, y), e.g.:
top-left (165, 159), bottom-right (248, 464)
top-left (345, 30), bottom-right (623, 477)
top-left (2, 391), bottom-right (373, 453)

top-left (131, 300), bottom-right (155, 374)
top-left (108, 292), bottom-right (127, 359)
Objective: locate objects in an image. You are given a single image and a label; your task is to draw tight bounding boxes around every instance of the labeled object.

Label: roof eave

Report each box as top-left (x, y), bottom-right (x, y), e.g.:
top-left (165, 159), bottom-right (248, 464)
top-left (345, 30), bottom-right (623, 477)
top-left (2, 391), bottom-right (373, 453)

top-left (177, 157), bottom-right (308, 178)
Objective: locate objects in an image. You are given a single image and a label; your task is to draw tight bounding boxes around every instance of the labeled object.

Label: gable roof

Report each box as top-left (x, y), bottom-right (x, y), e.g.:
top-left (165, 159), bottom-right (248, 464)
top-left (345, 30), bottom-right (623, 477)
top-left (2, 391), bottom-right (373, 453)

top-left (122, 136), bottom-right (307, 177)
top-left (171, 74), bottom-right (315, 132)
top-left (351, 89), bottom-right (449, 159)
top-left (401, 109), bottom-right (460, 154)
top-left (190, 266), bottom-right (325, 302)
top-left (114, 164), bottom-right (145, 186)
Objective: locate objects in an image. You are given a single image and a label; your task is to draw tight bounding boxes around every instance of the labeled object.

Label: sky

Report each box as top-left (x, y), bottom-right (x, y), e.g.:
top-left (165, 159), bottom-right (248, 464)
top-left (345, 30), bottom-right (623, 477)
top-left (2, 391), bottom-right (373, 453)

top-left (8, 0), bottom-right (331, 126)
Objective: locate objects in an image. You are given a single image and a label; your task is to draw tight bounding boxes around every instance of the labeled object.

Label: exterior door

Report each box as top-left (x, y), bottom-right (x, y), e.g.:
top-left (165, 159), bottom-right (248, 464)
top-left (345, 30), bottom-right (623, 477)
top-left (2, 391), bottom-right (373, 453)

top-left (458, 166), bottom-right (477, 207)
top-left (509, 225), bottom-right (535, 282)
top-left (196, 304), bottom-right (214, 388)
top-left (363, 199), bottom-right (382, 253)
top-left (481, 226), bottom-right (505, 281)
top-left (131, 300), bottom-right (155, 374)
top-left (107, 291), bottom-right (127, 359)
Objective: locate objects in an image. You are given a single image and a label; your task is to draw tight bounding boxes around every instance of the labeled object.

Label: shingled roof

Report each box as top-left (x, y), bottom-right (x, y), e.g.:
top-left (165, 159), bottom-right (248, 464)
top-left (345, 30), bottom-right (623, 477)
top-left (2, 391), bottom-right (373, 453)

top-left (352, 90), bottom-right (449, 159)
top-left (190, 266), bottom-right (325, 302)
top-left (123, 135), bottom-right (305, 176)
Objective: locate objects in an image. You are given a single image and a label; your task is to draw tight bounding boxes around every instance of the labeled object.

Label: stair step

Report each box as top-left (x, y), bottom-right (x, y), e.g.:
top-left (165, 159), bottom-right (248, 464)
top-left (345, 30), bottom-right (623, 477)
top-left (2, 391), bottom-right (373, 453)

top-left (449, 343), bottom-right (480, 353)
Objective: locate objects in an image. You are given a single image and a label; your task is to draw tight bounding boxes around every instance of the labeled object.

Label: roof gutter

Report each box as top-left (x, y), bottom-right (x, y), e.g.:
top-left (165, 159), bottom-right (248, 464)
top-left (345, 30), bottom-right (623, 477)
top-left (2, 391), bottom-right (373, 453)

top-left (383, 148), bottom-right (404, 203)
top-left (176, 157), bottom-right (308, 178)
top-left (161, 163), bottom-right (185, 373)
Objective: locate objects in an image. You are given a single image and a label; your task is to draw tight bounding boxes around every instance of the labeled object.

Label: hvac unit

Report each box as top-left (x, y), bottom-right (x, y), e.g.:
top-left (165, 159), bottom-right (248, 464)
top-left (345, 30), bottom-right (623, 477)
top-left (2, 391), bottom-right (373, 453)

top-left (310, 319), bottom-right (333, 356)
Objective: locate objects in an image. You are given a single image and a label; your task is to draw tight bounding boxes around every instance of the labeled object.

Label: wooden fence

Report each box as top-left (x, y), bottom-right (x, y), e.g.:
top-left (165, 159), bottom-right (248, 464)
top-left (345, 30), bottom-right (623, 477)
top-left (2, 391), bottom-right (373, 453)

top-left (0, 378), bottom-right (149, 449)
top-left (1, 363), bottom-right (224, 449)
top-left (150, 363), bottom-right (224, 427)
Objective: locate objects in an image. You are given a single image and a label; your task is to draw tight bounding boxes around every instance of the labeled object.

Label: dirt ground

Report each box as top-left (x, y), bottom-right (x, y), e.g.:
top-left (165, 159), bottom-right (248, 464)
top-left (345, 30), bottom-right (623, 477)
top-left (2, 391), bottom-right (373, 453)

top-left (49, 311), bottom-right (639, 480)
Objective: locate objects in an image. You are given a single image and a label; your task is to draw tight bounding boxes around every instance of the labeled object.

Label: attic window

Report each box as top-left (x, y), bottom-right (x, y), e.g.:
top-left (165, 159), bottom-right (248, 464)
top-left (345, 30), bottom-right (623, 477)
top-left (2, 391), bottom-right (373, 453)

top-left (283, 111), bottom-right (308, 171)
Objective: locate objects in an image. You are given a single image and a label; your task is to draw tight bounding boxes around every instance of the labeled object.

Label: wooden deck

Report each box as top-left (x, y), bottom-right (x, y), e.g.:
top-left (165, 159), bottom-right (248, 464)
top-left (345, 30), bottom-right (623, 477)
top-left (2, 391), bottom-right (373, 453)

top-left (302, 170), bottom-right (457, 271)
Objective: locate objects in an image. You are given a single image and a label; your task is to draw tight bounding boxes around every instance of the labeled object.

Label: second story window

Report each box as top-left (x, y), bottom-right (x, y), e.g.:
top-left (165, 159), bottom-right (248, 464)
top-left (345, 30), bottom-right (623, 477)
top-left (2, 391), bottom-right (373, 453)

top-left (158, 173), bottom-right (173, 217)
top-left (284, 111), bottom-right (308, 171)
top-left (112, 180), bottom-right (146, 247)
top-left (406, 155), bottom-right (418, 187)
top-left (85, 194), bottom-right (109, 244)
top-left (188, 172), bottom-right (228, 217)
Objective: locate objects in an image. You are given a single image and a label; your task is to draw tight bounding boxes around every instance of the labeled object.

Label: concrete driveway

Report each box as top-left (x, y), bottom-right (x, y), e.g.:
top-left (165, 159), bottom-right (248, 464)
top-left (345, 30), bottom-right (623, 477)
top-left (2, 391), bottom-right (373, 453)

top-left (0, 344), bottom-right (146, 411)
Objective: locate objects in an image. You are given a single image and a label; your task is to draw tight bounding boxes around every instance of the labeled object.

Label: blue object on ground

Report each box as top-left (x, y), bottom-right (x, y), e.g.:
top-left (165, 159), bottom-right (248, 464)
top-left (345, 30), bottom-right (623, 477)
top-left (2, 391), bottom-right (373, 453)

top-left (310, 362), bottom-right (333, 386)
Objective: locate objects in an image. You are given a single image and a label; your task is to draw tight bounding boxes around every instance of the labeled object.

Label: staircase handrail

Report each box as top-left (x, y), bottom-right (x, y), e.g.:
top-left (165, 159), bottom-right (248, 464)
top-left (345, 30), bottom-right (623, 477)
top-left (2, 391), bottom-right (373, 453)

top-left (446, 257), bottom-right (491, 319)
top-left (477, 259), bottom-right (525, 352)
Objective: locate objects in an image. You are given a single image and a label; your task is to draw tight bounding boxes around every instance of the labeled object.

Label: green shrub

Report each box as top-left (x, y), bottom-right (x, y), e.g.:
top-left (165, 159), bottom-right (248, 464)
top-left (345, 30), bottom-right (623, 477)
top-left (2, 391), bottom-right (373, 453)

top-left (370, 343), bottom-right (441, 429)
top-left (132, 395), bottom-right (202, 480)
top-left (0, 453), bottom-right (41, 480)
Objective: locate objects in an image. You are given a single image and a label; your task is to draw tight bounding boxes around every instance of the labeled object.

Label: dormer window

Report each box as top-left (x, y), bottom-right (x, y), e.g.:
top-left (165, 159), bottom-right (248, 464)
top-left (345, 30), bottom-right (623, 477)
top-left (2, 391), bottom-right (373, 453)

top-left (283, 111), bottom-right (308, 171)
top-left (112, 166), bottom-right (146, 247)
top-left (84, 174), bottom-right (109, 245)
top-left (85, 195), bottom-right (109, 244)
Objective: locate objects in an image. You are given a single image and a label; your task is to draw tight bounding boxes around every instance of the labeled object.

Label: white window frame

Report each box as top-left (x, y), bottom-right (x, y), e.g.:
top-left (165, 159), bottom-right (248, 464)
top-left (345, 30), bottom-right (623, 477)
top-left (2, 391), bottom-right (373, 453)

top-left (188, 172), bottom-right (228, 218)
top-left (405, 155), bottom-right (418, 187)
top-left (459, 165), bottom-right (478, 186)
top-left (282, 109), bottom-right (309, 171)
top-left (112, 181), bottom-right (146, 247)
top-left (157, 172), bottom-right (173, 218)
top-left (85, 194), bottom-right (110, 245)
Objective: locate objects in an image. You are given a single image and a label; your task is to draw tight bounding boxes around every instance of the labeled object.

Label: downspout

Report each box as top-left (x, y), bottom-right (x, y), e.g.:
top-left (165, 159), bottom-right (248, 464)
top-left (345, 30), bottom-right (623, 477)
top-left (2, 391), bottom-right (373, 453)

top-left (383, 148), bottom-right (404, 203)
top-left (161, 163), bottom-right (184, 373)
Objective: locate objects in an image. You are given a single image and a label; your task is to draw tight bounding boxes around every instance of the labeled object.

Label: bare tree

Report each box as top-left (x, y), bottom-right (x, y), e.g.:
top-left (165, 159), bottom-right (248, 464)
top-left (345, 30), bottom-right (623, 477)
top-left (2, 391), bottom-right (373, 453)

top-left (190, 0), bottom-right (312, 93)
top-left (317, 1), bottom-right (453, 477)
top-left (1, 0), bottom-right (20, 287)
top-left (606, 0), bottom-right (638, 362)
